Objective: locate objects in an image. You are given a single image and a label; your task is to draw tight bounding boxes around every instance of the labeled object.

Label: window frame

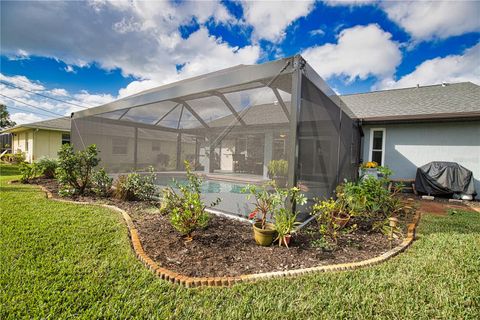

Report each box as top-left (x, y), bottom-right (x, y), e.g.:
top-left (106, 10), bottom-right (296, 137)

top-left (112, 137), bottom-right (128, 155)
top-left (61, 133), bottom-right (71, 145)
top-left (368, 128), bottom-right (386, 166)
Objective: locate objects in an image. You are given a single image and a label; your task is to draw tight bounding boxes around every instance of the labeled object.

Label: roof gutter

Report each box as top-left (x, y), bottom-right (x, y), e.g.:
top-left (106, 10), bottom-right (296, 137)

top-left (358, 111), bottom-right (480, 125)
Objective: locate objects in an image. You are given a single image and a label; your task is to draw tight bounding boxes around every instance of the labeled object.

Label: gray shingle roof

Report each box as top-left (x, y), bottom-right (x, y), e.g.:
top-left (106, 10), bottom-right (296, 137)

top-left (2, 116), bottom-right (70, 133)
top-left (340, 82), bottom-right (480, 120)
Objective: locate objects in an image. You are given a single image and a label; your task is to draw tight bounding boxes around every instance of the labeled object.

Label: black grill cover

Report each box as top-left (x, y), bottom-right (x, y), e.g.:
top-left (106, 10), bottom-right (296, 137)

top-left (415, 161), bottom-right (476, 196)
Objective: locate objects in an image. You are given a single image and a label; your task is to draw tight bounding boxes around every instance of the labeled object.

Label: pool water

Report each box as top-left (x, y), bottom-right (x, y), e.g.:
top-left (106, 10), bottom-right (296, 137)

top-left (155, 177), bottom-right (254, 218)
top-left (156, 177), bottom-right (246, 194)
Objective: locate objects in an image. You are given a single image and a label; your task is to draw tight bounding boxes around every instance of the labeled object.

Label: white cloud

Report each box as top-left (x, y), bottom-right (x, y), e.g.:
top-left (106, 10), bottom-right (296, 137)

top-left (1, 1), bottom-right (259, 86)
top-left (50, 88), bottom-right (69, 96)
top-left (64, 65), bottom-right (76, 73)
top-left (381, 1), bottom-right (480, 41)
top-left (376, 43), bottom-right (480, 90)
top-left (309, 28), bottom-right (325, 37)
top-left (323, 0), bottom-right (376, 7)
top-left (10, 112), bottom-right (44, 125)
top-left (302, 24), bottom-right (401, 82)
top-left (240, 0), bottom-right (315, 42)
top-left (0, 73), bottom-right (116, 124)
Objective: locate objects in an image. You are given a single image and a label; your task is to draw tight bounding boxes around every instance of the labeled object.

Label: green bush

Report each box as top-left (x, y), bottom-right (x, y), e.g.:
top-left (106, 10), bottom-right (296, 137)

top-left (91, 168), bottom-right (113, 197)
top-left (267, 159), bottom-right (288, 178)
top-left (313, 169), bottom-right (413, 239)
top-left (36, 157), bottom-right (58, 179)
top-left (56, 144), bottom-right (100, 196)
top-left (12, 152), bottom-right (26, 164)
top-left (165, 161), bottom-right (220, 240)
top-left (19, 162), bottom-right (40, 183)
top-left (113, 167), bottom-right (156, 201)
top-left (0, 152), bottom-right (12, 162)
top-left (273, 186), bottom-right (306, 247)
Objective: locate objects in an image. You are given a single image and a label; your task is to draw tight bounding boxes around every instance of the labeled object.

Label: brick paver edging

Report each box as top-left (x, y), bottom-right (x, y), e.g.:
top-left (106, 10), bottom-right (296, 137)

top-left (37, 184), bottom-right (421, 288)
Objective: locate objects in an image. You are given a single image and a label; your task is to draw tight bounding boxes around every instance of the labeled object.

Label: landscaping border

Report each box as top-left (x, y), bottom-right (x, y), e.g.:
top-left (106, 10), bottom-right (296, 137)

top-left (37, 184), bottom-right (421, 288)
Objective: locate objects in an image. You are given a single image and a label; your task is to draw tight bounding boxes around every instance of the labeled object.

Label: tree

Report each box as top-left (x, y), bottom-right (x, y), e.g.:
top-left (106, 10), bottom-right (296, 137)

top-left (0, 104), bottom-right (16, 129)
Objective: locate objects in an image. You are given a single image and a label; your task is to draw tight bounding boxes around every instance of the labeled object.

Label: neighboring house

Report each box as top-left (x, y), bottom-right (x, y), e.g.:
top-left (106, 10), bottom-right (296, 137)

top-left (1, 117), bottom-right (71, 162)
top-left (341, 82), bottom-right (480, 198)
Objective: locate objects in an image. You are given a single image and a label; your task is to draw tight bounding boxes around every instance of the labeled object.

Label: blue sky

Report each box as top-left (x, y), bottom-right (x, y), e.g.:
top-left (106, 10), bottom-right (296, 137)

top-left (0, 0), bottom-right (479, 124)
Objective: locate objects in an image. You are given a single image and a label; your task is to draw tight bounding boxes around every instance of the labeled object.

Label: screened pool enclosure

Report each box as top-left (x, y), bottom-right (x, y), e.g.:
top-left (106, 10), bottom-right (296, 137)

top-left (71, 55), bottom-right (361, 219)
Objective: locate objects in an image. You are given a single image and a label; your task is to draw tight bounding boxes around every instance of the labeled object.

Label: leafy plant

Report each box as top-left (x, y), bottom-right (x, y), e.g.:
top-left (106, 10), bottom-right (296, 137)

top-left (311, 237), bottom-right (335, 251)
top-left (91, 168), bottom-right (113, 197)
top-left (113, 167), bottom-right (156, 201)
top-left (56, 144), bottom-right (100, 196)
top-left (159, 187), bottom-right (181, 216)
top-left (36, 157), bottom-right (58, 179)
top-left (312, 198), bottom-right (348, 244)
top-left (243, 182), bottom-right (279, 229)
top-left (267, 159), bottom-right (288, 178)
top-left (273, 186), bottom-right (306, 247)
top-left (164, 161), bottom-right (220, 240)
top-left (19, 162), bottom-right (40, 183)
top-left (11, 151), bottom-right (26, 164)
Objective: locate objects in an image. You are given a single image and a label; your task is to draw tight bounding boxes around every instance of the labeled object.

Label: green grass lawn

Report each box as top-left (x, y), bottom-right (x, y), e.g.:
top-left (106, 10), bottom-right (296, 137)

top-left (1, 163), bottom-right (479, 319)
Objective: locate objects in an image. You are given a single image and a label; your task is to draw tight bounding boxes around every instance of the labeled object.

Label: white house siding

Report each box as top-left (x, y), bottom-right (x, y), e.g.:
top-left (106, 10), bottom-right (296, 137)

top-left (362, 121), bottom-right (480, 199)
top-left (33, 130), bottom-right (64, 160)
top-left (12, 129), bottom-right (34, 162)
top-left (12, 129), bottom-right (66, 162)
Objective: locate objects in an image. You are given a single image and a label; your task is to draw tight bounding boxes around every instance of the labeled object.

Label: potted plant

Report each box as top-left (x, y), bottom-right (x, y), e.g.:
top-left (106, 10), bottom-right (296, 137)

top-left (244, 183), bottom-right (306, 247)
top-left (273, 187), bottom-right (306, 247)
top-left (267, 159), bottom-right (288, 188)
top-left (360, 161), bottom-right (379, 179)
top-left (244, 182), bottom-right (279, 246)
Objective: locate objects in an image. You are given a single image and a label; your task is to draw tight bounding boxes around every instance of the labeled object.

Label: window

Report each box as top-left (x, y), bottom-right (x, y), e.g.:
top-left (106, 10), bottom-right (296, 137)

top-left (152, 141), bottom-right (161, 152)
top-left (112, 137), bottom-right (128, 155)
top-left (25, 132), bottom-right (29, 151)
top-left (62, 133), bottom-right (70, 145)
top-left (369, 128), bottom-right (385, 166)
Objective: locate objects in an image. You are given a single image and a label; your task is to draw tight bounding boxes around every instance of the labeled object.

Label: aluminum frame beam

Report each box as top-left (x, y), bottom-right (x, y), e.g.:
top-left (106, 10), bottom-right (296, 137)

top-left (272, 88), bottom-right (291, 121)
top-left (213, 92), bottom-right (247, 127)
top-left (173, 100), bottom-right (210, 128)
top-left (72, 57), bottom-right (295, 119)
top-left (154, 103), bottom-right (180, 125)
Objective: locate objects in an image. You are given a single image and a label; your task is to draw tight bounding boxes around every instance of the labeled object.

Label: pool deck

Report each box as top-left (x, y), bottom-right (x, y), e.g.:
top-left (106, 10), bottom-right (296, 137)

top-left (205, 172), bottom-right (268, 185)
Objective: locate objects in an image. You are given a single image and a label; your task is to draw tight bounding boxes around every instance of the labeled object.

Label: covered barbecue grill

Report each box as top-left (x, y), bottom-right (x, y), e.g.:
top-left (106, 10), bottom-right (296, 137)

top-left (415, 161), bottom-right (477, 199)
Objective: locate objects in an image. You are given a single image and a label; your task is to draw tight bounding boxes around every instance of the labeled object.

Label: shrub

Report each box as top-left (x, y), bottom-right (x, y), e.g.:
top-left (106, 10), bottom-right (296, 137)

top-left (313, 167), bottom-right (414, 239)
top-left (267, 159), bottom-right (288, 178)
top-left (19, 162), bottom-right (40, 183)
top-left (243, 182), bottom-right (279, 229)
top-left (113, 167), bottom-right (156, 201)
top-left (0, 153), bottom-right (12, 162)
top-left (36, 157), bottom-right (58, 178)
top-left (91, 168), bottom-right (113, 197)
top-left (56, 144), bottom-right (100, 196)
top-left (11, 151), bottom-right (26, 164)
top-left (164, 161), bottom-right (220, 240)
top-left (271, 186), bottom-right (306, 247)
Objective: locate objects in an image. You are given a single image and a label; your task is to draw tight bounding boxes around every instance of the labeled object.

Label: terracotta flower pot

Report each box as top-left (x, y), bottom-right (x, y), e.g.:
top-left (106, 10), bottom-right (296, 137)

top-left (253, 222), bottom-right (277, 246)
top-left (279, 234), bottom-right (292, 247)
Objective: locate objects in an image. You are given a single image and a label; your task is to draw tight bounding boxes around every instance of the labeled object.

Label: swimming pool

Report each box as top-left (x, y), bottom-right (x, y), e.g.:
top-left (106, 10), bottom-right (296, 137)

top-left (155, 176), bottom-right (255, 219)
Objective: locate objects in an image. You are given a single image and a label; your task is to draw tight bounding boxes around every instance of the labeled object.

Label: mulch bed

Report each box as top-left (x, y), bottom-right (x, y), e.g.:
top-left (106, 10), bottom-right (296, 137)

top-left (32, 178), bottom-right (405, 278)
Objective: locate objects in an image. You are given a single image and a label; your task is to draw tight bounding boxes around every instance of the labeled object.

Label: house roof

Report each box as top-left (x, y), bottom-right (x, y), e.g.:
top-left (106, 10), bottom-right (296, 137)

top-left (1, 116), bottom-right (71, 133)
top-left (340, 82), bottom-right (480, 122)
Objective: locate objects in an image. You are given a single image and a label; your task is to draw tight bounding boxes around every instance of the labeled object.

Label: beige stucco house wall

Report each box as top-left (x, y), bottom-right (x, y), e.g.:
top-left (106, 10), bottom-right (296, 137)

top-left (2, 117), bottom-right (70, 163)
